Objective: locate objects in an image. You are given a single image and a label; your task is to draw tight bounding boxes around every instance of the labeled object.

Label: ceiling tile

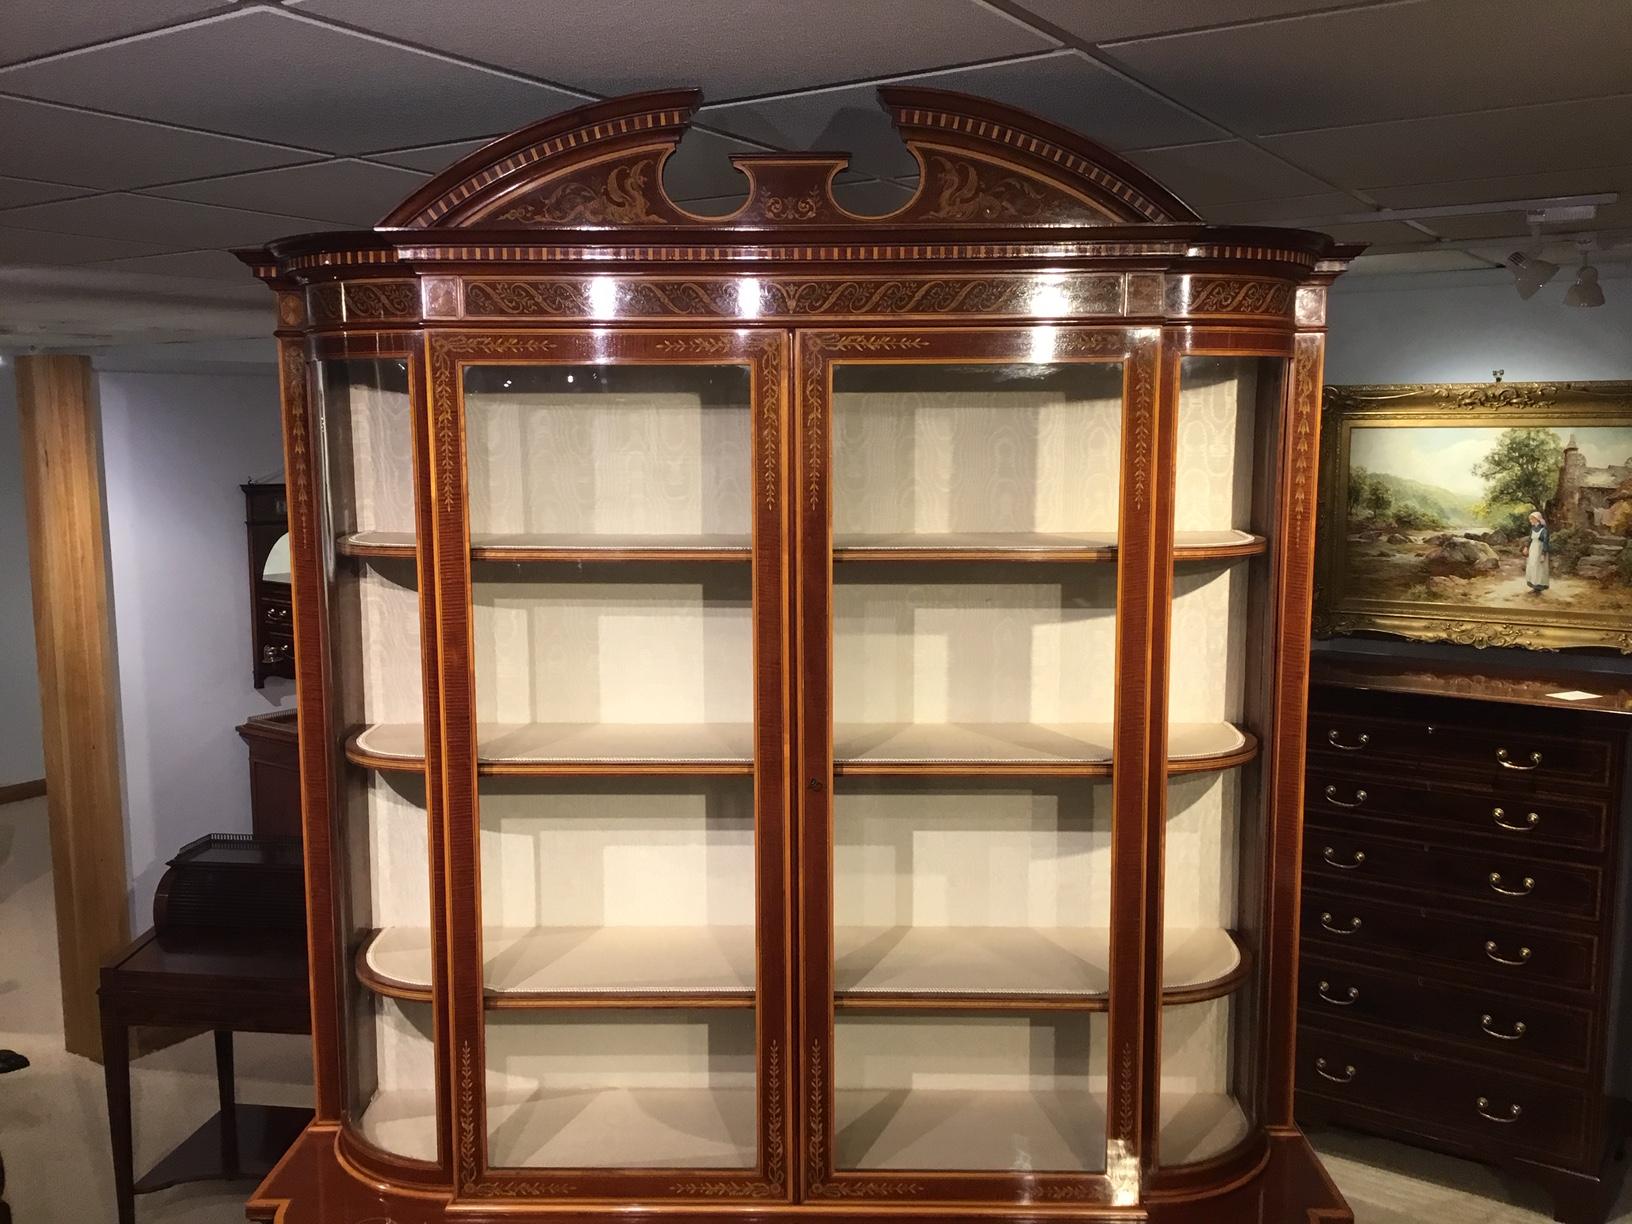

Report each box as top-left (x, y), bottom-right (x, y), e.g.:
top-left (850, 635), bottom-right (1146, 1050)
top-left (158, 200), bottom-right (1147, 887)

top-left (1313, 219), bottom-right (1432, 245)
top-left (834, 178), bottom-right (918, 217)
top-left (1365, 164), bottom-right (1632, 210)
top-left (1202, 191), bottom-right (1370, 224)
top-left (1344, 249), bottom-right (1500, 275)
top-left (145, 159), bottom-right (430, 227)
top-left (662, 128), bottom-right (774, 207)
top-left (82, 249), bottom-right (256, 281)
top-left (0, 226), bottom-right (174, 265)
top-left (0, 1), bottom-right (228, 67)
top-left (0, 194), bottom-right (337, 249)
top-left (1425, 199), bottom-right (1632, 243)
top-left (0, 96), bottom-right (317, 191)
top-left (289, 0), bottom-right (1057, 101)
top-left (1101, 0), bottom-right (1632, 135)
top-left (0, 8), bottom-right (592, 155)
top-left (365, 138), bottom-right (498, 173)
top-left (1007, 0), bottom-right (1380, 43)
top-left (0, 174), bottom-right (94, 210)
top-left (1261, 96), bottom-right (1632, 191)
top-left (1122, 139), bottom-right (1335, 207)
top-left (703, 50), bottom-right (1222, 181)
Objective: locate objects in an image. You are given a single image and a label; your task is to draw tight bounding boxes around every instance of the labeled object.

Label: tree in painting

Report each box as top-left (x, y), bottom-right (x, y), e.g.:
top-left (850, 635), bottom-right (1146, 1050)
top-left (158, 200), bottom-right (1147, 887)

top-left (1471, 428), bottom-right (1564, 516)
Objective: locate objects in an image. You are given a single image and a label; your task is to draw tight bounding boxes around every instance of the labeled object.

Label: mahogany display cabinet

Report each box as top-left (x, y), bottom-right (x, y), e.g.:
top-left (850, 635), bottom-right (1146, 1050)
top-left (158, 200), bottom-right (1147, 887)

top-left (237, 87), bottom-right (1356, 1223)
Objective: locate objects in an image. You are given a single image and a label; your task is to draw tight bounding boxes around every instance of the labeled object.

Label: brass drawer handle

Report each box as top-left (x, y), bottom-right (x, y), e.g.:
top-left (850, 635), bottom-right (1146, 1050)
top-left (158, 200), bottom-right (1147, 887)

top-left (1480, 1014), bottom-right (1528, 1041)
top-left (1497, 748), bottom-right (1542, 771)
top-left (1319, 912), bottom-right (1362, 936)
top-left (1476, 1097), bottom-right (1522, 1124)
top-left (1317, 980), bottom-right (1359, 1006)
top-left (1484, 940), bottom-right (1532, 966)
top-left (1315, 1058), bottom-right (1356, 1084)
top-left (1327, 729), bottom-right (1370, 751)
top-left (1489, 872), bottom-right (1535, 897)
top-left (1323, 846), bottom-right (1367, 870)
top-left (1492, 807), bottom-right (1540, 833)
top-left (1325, 785), bottom-right (1368, 809)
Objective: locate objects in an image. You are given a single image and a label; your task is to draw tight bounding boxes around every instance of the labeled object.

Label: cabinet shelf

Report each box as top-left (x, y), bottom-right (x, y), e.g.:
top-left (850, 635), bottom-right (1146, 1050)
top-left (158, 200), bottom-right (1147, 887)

top-left (834, 926), bottom-right (1244, 1009)
top-left (358, 926), bottom-right (755, 1007)
top-left (833, 722), bottom-right (1255, 775)
top-left (345, 721), bottom-right (1255, 776)
top-left (339, 531), bottom-right (751, 563)
top-left (832, 530), bottom-right (1265, 564)
top-left (338, 530), bottom-right (1265, 565)
top-left (359, 1085), bottom-right (757, 1170)
top-left (832, 1086), bottom-right (1249, 1171)
top-left (356, 925), bottom-right (1245, 1012)
top-left (346, 722), bottom-right (755, 774)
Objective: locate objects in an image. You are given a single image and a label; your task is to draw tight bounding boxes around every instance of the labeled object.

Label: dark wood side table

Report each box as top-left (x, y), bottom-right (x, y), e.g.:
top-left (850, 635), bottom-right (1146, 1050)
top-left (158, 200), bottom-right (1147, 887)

top-left (99, 928), bottom-right (312, 1224)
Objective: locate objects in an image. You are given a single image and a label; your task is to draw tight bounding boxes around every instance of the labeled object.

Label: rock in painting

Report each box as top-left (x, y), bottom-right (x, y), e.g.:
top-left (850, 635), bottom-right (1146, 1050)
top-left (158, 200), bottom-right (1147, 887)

top-left (1423, 537), bottom-right (1500, 576)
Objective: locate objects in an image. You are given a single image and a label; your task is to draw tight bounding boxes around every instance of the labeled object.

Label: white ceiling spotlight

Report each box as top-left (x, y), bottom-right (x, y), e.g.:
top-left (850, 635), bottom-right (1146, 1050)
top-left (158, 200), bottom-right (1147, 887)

top-left (1563, 238), bottom-right (1606, 308)
top-left (1505, 218), bottom-right (1560, 300)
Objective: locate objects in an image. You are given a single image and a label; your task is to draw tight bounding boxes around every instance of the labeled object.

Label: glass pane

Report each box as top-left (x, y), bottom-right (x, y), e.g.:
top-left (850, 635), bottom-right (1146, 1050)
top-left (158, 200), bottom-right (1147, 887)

top-left (1159, 355), bottom-right (1287, 1167)
top-left (464, 363), bottom-right (751, 548)
top-left (464, 361), bottom-right (758, 1171)
top-left (314, 358), bottom-right (437, 1162)
top-left (833, 362), bottom-right (1123, 548)
top-left (827, 354), bottom-right (1122, 1175)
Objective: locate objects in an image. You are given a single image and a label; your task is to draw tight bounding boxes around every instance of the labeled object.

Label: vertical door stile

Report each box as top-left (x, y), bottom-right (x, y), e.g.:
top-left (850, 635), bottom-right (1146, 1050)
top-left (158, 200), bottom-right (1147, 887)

top-left (1263, 329), bottom-right (1330, 1127)
top-left (406, 341), bottom-right (453, 1169)
top-left (752, 330), bottom-right (795, 1198)
top-left (1142, 333), bottom-right (1183, 1171)
top-left (793, 331), bottom-right (835, 1200)
top-left (424, 331), bottom-right (486, 1195)
top-left (278, 334), bottom-right (343, 1124)
top-left (1104, 326), bottom-right (1169, 1197)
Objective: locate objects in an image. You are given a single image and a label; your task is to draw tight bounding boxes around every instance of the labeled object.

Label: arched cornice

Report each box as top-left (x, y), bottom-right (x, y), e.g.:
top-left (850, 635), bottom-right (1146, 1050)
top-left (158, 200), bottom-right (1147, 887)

top-left (378, 86), bottom-right (1200, 231)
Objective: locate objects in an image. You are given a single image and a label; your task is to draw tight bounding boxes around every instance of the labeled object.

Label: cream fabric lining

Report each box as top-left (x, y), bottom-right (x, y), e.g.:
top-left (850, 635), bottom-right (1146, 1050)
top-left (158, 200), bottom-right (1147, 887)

top-left (466, 390), bottom-right (752, 539)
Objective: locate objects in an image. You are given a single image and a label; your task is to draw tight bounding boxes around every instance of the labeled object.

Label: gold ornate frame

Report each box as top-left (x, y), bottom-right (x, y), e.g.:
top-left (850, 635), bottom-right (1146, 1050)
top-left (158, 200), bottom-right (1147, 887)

top-left (1314, 379), bottom-right (1632, 652)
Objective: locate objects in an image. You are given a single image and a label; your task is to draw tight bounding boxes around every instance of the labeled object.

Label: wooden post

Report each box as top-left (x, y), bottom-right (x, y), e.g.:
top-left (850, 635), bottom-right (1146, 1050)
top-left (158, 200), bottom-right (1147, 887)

top-left (15, 354), bottom-right (129, 1061)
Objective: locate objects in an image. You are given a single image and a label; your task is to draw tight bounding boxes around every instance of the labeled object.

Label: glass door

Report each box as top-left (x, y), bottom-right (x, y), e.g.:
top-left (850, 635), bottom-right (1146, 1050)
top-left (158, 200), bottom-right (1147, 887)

top-left (430, 330), bottom-right (791, 1199)
top-left (796, 327), bottom-right (1155, 1205)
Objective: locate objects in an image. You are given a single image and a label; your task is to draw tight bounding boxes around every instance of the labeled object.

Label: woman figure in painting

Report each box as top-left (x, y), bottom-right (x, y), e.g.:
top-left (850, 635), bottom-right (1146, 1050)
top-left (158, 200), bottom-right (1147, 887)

top-left (1526, 510), bottom-right (1551, 594)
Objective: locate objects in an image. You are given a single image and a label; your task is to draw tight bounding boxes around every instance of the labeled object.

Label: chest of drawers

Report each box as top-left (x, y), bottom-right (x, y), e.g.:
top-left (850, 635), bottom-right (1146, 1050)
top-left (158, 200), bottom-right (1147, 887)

top-left (1297, 664), bottom-right (1632, 1224)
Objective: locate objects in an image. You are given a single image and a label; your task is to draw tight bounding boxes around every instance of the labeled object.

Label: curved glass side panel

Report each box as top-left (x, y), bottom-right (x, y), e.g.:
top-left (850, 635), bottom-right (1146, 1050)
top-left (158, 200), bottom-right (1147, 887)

top-left (1160, 355), bottom-right (1288, 1168)
top-left (314, 358), bottom-right (436, 1162)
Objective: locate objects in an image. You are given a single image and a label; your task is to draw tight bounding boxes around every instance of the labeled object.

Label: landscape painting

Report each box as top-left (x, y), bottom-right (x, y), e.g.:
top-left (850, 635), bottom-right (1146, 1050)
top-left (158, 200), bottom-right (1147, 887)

top-left (1346, 425), bottom-right (1632, 610)
top-left (1315, 381), bottom-right (1632, 652)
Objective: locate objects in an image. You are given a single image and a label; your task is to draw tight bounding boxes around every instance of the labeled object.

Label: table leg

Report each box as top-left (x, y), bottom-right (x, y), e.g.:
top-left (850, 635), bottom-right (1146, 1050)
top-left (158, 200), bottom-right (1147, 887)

top-left (214, 1030), bottom-right (239, 1175)
top-left (100, 1008), bottom-right (135, 1224)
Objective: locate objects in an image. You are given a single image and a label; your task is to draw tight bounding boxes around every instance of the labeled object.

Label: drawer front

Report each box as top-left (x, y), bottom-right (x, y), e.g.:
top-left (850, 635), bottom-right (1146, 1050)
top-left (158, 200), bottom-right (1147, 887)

top-left (1304, 827), bottom-right (1602, 920)
top-left (1299, 955), bottom-right (1593, 1072)
top-left (1297, 1025), bottom-right (1589, 1164)
top-left (1306, 767), bottom-right (1609, 853)
top-left (1308, 710), bottom-right (1613, 790)
top-left (1301, 890), bottom-right (1597, 991)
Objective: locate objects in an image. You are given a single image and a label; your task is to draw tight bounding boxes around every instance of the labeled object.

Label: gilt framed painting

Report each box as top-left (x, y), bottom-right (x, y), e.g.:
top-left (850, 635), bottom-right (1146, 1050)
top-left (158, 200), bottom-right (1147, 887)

top-left (1313, 379), bottom-right (1632, 652)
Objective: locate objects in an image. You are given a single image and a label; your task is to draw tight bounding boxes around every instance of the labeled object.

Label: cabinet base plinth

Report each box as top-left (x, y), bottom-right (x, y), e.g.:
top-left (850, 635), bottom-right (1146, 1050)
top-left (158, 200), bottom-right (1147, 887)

top-left (248, 1125), bottom-right (1348, 1223)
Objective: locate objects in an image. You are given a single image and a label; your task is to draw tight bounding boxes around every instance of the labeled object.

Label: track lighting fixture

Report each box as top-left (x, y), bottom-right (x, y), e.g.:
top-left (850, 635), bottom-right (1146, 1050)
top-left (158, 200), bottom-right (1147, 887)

top-left (1506, 219), bottom-right (1559, 299)
top-left (1563, 240), bottom-right (1605, 308)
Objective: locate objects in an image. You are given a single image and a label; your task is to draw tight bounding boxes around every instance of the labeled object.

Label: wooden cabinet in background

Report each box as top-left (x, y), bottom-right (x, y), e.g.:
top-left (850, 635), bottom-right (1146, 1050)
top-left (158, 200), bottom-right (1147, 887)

top-left (243, 482), bottom-right (293, 689)
top-left (236, 710), bottom-right (300, 841)
top-left (1297, 657), bottom-right (1632, 1224)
